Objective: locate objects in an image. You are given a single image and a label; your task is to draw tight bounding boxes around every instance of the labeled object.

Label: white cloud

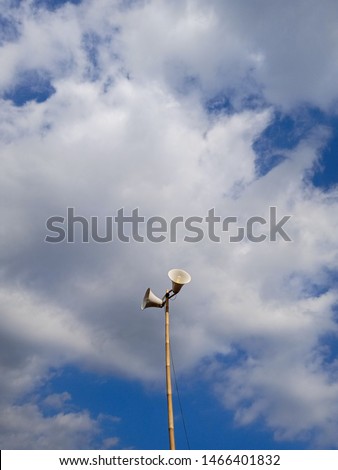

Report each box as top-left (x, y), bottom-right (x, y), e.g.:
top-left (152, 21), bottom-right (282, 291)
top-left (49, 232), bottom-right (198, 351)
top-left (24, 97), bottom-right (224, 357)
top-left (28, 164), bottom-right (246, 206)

top-left (116, 0), bottom-right (338, 110)
top-left (43, 392), bottom-right (72, 409)
top-left (1, 0), bottom-right (338, 449)
top-left (102, 436), bottom-right (120, 449)
top-left (215, 336), bottom-right (338, 447)
top-left (0, 404), bottom-right (99, 449)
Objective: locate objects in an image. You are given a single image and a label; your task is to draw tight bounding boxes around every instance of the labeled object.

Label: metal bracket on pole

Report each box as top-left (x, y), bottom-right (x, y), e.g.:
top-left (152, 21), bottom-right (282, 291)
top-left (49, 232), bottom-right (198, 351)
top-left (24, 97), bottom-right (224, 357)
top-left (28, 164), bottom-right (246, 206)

top-left (162, 290), bottom-right (176, 302)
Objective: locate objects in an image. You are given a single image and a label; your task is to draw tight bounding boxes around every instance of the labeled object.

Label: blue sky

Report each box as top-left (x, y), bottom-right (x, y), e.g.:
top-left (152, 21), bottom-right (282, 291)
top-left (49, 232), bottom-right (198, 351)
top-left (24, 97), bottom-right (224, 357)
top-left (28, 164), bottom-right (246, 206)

top-left (1, 0), bottom-right (338, 450)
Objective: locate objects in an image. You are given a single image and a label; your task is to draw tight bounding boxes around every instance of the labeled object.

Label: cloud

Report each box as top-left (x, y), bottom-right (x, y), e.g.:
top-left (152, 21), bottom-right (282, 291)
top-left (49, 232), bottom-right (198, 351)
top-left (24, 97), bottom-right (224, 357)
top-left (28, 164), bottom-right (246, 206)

top-left (117, 0), bottom-right (338, 111)
top-left (102, 436), bottom-right (120, 449)
top-left (0, 404), bottom-right (99, 449)
top-left (214, 323), bottom-right (338, 447)
top-left (43, 392), bottom-right (72, 409)
top-left (1, 0), bottom-right (338, 449)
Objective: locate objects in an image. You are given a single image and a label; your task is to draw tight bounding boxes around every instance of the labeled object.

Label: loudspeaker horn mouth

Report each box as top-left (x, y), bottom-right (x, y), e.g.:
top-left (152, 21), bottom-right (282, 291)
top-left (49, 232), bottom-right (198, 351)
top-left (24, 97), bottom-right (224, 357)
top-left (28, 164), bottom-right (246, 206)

top-left (168, 269), bottom-right (191, 294)
top-left (141, 288), bottom-right (164, 310)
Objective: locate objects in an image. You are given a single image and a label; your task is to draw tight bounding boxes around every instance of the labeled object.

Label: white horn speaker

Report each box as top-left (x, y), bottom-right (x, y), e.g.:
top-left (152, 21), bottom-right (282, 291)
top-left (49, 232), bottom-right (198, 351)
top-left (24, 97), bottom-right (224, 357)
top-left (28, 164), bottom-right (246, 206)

top-left (141, 288), bottom-right (163, 310)
top-left (168, 269), bottom-right (191, 294)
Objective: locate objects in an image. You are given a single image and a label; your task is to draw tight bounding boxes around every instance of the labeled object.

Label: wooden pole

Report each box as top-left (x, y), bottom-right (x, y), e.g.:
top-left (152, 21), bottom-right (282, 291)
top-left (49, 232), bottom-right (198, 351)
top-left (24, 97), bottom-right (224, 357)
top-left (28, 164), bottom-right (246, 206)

top-left (165, 291), bottom-right (176, 450)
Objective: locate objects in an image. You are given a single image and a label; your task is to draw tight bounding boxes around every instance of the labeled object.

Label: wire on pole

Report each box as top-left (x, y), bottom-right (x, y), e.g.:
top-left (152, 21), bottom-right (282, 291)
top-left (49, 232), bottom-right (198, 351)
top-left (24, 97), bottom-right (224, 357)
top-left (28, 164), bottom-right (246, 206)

top-left (170, 346), bottom-right (191, 450)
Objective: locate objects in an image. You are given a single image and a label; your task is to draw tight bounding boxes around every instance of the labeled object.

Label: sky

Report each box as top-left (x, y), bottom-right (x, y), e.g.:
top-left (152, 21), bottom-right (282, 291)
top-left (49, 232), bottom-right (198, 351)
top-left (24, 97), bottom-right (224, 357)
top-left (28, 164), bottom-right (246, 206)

top-left (1, 0), bottom-right (338, 451)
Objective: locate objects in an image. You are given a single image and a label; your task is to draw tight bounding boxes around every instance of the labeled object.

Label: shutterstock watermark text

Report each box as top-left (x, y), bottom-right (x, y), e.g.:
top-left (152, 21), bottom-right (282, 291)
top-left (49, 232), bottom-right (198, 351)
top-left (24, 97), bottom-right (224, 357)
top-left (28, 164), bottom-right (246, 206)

top-left (45, 207), bottom-right (292, 244)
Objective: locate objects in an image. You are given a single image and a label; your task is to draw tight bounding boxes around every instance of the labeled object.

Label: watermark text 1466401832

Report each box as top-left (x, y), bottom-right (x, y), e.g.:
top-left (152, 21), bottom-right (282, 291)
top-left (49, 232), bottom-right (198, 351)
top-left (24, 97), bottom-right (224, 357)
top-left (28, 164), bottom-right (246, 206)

top-left (45, 207), bottom-right (292, 244)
